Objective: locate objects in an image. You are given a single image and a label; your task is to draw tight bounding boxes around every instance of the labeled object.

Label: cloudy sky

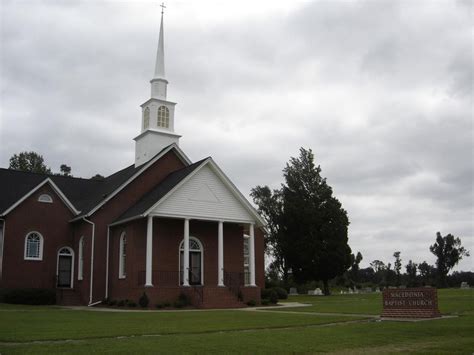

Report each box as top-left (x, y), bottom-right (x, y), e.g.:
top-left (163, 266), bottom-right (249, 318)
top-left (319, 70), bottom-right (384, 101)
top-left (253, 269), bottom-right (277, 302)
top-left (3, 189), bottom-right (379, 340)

top-left (1, 0), bottom-right (472, 271)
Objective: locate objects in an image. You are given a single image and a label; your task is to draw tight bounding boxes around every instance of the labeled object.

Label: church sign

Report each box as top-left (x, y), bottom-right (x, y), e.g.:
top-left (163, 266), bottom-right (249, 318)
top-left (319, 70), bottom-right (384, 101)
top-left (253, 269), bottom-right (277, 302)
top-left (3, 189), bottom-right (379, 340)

top-left (381, 287), bottom-right (441, 318)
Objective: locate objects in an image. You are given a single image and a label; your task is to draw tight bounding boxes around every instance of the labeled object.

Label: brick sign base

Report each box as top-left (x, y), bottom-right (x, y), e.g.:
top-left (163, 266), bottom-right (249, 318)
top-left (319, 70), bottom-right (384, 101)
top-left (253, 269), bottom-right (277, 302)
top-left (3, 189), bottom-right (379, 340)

top-left (381, 287), bottom-right (441, 318)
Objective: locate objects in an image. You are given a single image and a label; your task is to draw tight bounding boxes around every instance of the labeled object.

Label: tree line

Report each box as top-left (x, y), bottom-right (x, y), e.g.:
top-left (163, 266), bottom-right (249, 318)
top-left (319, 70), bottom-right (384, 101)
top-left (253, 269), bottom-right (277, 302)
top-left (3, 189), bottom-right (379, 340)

top-left (252, 147), bottom-right (470, 294)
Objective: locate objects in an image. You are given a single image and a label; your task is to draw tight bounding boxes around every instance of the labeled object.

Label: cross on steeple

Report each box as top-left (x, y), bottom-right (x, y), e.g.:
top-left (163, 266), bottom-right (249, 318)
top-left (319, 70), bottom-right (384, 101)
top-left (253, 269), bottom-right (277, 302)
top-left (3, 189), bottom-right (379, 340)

top-left (160, 2), bottom-right (166, 15)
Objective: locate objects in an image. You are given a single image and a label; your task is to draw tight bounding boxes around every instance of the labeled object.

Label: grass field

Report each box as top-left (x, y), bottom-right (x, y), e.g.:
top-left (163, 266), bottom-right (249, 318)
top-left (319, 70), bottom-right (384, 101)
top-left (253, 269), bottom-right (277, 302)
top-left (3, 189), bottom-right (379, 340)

top-left (0, 288), bottom-right (472, 354)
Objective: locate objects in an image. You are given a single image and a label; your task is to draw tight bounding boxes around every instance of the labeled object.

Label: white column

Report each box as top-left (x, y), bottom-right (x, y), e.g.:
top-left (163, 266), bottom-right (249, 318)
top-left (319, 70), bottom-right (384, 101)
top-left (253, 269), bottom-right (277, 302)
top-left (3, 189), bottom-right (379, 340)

top-left (145, 216), bottom-right (153, 287)
top-left (249, 223), bottom-right (256, 286)
top-left (218, 221), bottom-right (224, 286)
top-left (183, 219), bottom-right (190, 286)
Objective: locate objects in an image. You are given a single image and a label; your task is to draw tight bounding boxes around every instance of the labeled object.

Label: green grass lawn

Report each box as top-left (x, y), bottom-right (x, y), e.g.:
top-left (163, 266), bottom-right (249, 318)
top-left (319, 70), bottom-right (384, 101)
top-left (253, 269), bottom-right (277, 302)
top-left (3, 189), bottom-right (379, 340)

top-left (0, 288), bottom-right (472, 354)
top-left (279, 288), bottom-right (474, 316)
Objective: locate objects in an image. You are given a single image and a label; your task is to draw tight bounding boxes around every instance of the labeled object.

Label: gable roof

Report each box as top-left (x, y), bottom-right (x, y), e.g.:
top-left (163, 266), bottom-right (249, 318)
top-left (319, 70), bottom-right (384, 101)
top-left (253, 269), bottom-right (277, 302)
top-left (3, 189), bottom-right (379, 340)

top-left (113, 158), bottom-right (265, 227)
top-left (0, 144), bottom-right (191, 218)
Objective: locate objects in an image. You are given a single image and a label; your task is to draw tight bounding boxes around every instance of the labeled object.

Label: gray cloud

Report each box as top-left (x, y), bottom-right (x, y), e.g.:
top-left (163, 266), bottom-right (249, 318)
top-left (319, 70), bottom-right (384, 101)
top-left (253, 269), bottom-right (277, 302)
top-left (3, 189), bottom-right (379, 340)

top-left (1, 0), bottom-right (472, 271)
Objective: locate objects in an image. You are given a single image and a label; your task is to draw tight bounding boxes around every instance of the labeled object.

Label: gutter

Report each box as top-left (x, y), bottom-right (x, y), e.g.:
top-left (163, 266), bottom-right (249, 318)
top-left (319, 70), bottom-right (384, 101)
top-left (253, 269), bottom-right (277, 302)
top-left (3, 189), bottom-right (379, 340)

top-left (105, 225), bottom-right (110, 299)
top-left (82, 218), bottom-right (95, 305)
top-left (0, 218), bottom-right (5, 280)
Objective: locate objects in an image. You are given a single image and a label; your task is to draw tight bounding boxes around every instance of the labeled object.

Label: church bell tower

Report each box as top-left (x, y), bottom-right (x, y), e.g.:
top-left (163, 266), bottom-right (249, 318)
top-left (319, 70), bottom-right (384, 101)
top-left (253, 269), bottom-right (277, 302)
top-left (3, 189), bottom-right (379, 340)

top-left (134, 4), bottom-right (180, 167)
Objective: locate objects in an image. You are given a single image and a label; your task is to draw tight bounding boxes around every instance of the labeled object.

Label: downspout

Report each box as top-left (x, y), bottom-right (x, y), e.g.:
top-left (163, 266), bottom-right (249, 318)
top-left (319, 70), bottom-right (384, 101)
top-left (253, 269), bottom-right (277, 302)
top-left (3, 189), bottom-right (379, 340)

top-left (105, 225), bottom-right (110, 299)
top-left (83, 218), bottom-right (96, 305)
top-left (0, 218), bottom-right (5, 280)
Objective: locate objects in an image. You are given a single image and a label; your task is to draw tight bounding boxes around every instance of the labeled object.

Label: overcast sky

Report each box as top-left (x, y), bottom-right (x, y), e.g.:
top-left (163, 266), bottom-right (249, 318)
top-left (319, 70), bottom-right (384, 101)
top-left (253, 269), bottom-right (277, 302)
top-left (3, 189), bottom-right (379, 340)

top-left (1, 0), bottom-right (472, 272)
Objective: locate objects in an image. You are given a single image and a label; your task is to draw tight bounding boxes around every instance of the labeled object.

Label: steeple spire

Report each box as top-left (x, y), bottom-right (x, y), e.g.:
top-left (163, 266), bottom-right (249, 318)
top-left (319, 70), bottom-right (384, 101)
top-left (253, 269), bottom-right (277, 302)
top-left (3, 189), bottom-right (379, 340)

top-left (153, 3), bottom-right (166, 79)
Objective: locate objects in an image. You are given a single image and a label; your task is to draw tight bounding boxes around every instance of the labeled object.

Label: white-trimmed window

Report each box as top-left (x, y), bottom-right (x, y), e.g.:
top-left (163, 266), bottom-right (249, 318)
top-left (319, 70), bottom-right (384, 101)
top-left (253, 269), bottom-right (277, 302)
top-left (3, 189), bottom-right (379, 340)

top-left (24, 232), bottom-right (44, 260)
top-left (78, 236), bottom-right (84, 280)
top-left (157, 106), bottom-right (169, 128)
top-left (119, 232), bottom-right (127, 279)
top-left (143, 107), bottom-right (150, 129)
top-left (243, 235), bottom-right (250, 285)
top-left (38, 194), bottom-right (53, 203)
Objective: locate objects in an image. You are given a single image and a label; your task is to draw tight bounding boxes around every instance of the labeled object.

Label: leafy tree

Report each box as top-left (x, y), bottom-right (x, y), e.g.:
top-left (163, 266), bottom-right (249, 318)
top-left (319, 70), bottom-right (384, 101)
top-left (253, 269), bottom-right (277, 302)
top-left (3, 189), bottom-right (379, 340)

top-left (59, 164), bottom-right (72, 176)
top-left (405, 260), bottom-right (418, 287)
top-left (281, 148), bottom-right (351, 295)
top-left (393, 251), bottom-right (402, 286)
top-left (251, 186), bottom-right (288, 283)
top-left (90, 174), bottom-right (105, 181)
top-left (370, 260), bottom-right (386, 273)
top-left (9, 151), bottom-right (51, 174)
top-left (417, 261), bottom-right (436, 286)
top-left (430, 232), bottom-right (470, 287)
top-left (348, 251), bottom-right (363, 283)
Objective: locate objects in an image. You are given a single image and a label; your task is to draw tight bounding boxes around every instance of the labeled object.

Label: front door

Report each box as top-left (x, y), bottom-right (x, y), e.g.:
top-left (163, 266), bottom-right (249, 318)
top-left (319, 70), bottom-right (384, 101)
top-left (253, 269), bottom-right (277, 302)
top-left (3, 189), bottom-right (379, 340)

top-left (57, 248), bottom-right (73, 288)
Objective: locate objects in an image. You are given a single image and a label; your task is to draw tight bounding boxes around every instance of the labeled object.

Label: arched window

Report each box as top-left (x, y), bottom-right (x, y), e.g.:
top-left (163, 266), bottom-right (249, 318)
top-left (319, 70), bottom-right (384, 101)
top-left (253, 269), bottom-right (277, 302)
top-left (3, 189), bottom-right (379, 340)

top-left (143, 107), bottom-right (150, 129)
top-left (157, 106), bottom-right (169, 128)
top-left (78, 236), bottom-right (84, 280)
top-left (24, 232), bottom-right (44, 260)
top-left (38, 194), bottom-right (53, 203)
top-left (179, 237), bottom-right (203, 285)
top-left (119, 232), bottom-right (127, 279)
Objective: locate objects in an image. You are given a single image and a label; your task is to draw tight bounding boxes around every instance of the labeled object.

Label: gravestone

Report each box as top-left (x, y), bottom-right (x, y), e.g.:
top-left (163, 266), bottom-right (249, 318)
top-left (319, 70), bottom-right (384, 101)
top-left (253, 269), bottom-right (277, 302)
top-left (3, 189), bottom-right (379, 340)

top-left (381, 287), bottom-right (441, 318)
top-left (289, 287), bottom-right (298, 295)
top-left (460, 282), bottom-right (469, 289)
top-left (314, 288), bottom-right (323, 295)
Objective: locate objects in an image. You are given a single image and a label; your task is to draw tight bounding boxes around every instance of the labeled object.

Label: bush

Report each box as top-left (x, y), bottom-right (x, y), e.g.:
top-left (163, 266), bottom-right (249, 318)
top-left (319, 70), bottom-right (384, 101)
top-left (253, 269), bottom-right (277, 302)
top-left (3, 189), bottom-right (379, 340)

top-left (261, 299), bottom-right (270, 306)
top-left (273, 287), bottom-right (288, 300)
top-left (156, 303), bottom-right (164, 309)
top-left (246, 299), bottom-right (256, 307)
top-left (102, 298), bottom-right (110, 305)
top-left (139, 292), bottom-right (149, 308)
top-left (1, 288), bottom-right (56, 305)
top-left (269, 289), bottom-right (278, 304)
top-left (117, 300), bottom-right (125, 307)
top-left (163, 301), bottom-right (171, 308)
top-left (128, 301), bottom-right (137, 307)
top-left (178, 292), bottom-right (191, 307)
top-left (108, 299), bottom-right (117, 306)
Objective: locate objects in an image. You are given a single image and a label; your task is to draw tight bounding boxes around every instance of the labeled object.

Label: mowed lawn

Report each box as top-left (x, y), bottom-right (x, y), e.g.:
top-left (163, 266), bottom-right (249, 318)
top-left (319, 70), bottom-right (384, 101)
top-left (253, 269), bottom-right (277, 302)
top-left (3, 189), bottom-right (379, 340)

top-left (0, 289), bottom-right (472, 354)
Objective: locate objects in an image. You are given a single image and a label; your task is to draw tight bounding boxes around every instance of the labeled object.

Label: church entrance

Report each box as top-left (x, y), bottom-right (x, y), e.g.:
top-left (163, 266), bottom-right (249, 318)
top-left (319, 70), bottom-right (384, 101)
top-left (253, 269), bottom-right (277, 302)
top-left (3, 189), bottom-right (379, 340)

top-left (57, 247), bottom-right (74, 288)
top-left (179, 237), bottom-right (203, 286)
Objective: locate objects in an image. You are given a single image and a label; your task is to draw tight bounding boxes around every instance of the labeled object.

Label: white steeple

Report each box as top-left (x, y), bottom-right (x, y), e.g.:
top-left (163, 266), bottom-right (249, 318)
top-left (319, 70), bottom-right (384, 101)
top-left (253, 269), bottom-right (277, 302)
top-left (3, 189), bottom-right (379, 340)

top-left (134, 3), bottom-right (180, 167)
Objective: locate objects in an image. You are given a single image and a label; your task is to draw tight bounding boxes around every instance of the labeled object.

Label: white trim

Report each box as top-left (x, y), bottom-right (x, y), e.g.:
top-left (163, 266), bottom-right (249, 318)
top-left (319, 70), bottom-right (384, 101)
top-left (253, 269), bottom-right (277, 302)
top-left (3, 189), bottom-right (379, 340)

top-left (143, 158), bottom-right (265, 226)
top-left (78, 236), bottom-right (84, 281)
top-left (56, 246), bottom-right (75, 289)
top-left (133, 128), bottom-right (181, 141)
top-left (71, 144), bottom-right (191, 221)
top-left (38, 194), bottom-right (53, 203)
top-left (150, 212), bottom-right (255, 225)
top-left (145, 216), bottom-right (153, 287)
top-left (105, 226), bottom-right (110, 299)
top-left (24, 231), bottom-right (44, 261)
top-left (179, 236), bottom-right (204, 286)
top-left (83, 218), bottom-right (95, 305)
top-left (119, 231), bottom-right (127, 279)
top-left (1, 178), bottom-right (79, 216)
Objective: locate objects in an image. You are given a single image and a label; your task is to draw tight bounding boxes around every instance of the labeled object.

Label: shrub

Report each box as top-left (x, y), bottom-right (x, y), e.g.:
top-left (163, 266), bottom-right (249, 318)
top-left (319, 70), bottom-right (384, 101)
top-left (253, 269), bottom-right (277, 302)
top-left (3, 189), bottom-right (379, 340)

top-left (173, 300), bottom-right (185, 308)
top-left (237, 290), bottom-right (243, 302)
top-left (139, 292), bottom-right (149, 308)
top-left (128, 301), bottom-right (137, 307)
top-left (156, 303), bottom-right (164, 309)
top-left (117, 300), bottom-right (125, 307)
top-left (163, 301), bottom-right (171, 308)
top-left (261, 288), bottom-right (271, 300)
top-left (269, 289), bottom-right (278, 304)
top-left (261, 299), bottom-right (270, 306)
top-left (246, 299), bottom-right (256, 307)
top-left (2, 288), bottom-right (56, 305)
top-left (178, 292), bottom-right (191, 307)
top-left (273, 287), bottom-right (288, 300)
top-left (108, 299), bottom-right (117, 306)
top-left (102, 297), bottom-right (110, 305)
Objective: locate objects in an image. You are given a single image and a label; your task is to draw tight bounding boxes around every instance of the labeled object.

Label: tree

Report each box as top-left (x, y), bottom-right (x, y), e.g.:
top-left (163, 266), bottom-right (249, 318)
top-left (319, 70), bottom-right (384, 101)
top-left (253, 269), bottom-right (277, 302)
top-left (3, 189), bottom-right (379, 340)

top-left (430, 232), bottom-right (470, 287)
top-left (9, 151), bottom-right (51, 174)
top-left (393, 251), bottom-right (402, 286)
top-left (250, 186), bottom-right (289, 283)
top-left (418, 261), bottom-right (436, 286)
top-left (90, 174), bottom-right (105, 181)
top-left (59, 164), bottom-right (72, 177)
top-left (370, 260), bottom-right (386, 273)
top-left (349, 251), bottom-right (363, 283)
top-left (405, 260), bottom-right (418, 287)
top-left (281, 148), bottom-right (351, 295)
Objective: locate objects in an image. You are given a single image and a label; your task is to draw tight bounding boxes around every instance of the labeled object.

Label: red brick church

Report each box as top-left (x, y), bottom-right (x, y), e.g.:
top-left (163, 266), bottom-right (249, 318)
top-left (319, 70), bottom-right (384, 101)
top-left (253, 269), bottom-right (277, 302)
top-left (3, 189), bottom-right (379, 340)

top-left (0, 10), bottom-right (265, 308)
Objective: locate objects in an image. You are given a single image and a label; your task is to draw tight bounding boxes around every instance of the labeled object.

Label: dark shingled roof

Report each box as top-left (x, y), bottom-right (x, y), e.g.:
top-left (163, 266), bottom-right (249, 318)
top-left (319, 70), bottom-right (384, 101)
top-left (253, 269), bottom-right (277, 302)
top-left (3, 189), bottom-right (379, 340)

top-left (0, 145), bottom-right (181, 217)
top-left (115, 158), bottom-right (208, 223)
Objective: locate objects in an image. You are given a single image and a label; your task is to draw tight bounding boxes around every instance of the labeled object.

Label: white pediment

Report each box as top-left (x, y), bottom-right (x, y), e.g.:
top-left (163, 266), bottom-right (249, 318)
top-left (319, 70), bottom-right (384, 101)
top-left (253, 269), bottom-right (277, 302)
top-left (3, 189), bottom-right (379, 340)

top-left (151, 163), bottom-right (255, 223)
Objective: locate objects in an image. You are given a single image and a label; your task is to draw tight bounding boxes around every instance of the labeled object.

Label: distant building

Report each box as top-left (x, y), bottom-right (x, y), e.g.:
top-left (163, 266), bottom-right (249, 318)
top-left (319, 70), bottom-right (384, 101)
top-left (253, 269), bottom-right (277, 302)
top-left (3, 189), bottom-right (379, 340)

top-left (0, 10), bottom-right (265, 308)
